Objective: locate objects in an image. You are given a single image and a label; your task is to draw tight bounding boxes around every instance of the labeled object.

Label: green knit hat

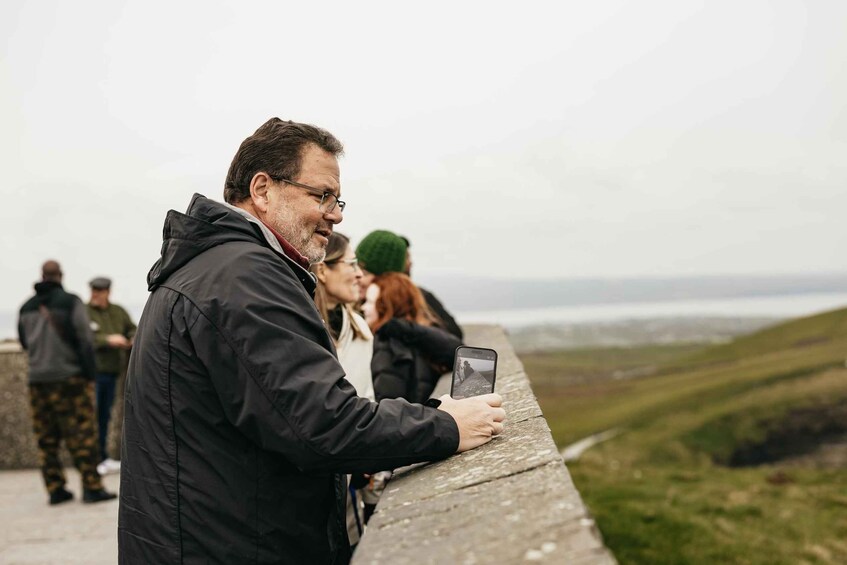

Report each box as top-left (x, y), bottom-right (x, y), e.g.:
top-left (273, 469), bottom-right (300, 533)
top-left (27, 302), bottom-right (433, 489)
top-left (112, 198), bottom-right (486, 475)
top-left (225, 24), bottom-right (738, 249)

top-left (356, 230), bottom-right (408, 275)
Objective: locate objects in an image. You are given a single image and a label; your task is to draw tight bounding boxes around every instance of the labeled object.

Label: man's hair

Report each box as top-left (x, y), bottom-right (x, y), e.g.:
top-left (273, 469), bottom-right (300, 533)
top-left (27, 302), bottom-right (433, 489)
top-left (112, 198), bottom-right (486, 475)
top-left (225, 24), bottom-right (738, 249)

top-left (223, 118), bottom-right (344, 204)
top-left (41, 260), bottom-right (62, 282)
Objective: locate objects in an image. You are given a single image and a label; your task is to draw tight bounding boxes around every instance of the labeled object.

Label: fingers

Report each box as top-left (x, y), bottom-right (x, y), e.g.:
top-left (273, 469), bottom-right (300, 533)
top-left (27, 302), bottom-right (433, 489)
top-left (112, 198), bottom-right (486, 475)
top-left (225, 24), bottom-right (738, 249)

top-left (491, 421), bottom-right (505, 436)
top-left (476, 393), bottom-right (503, 407)
top-left (487, 407), bottom-right (506, 436)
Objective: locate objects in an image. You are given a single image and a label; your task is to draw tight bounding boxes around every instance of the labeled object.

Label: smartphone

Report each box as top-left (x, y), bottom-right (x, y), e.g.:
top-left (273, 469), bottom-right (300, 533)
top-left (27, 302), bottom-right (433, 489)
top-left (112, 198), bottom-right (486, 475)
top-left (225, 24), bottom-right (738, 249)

top-left (450, 346), bottom-right (498, 399)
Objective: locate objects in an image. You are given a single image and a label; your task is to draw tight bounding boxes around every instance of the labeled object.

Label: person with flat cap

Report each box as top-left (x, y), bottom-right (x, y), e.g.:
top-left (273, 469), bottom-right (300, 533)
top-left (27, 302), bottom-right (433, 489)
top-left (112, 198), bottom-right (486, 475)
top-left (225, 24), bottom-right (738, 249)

top-left (86, 276), bottom-right (136, 475)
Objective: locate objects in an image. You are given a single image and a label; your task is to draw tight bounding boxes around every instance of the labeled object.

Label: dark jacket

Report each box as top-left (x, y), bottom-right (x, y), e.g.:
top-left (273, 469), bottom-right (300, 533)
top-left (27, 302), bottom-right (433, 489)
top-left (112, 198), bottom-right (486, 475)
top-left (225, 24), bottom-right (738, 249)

top-left (371, 319), bottom-right (462, 403)
top-left (419, 287), bottom-right (463, 340)
top-left (87, 302), bottom-right (137, 374)
top-left (18, 281), bottom-right (96, 383)
top-left (118, 194), bottom-right (459, 565)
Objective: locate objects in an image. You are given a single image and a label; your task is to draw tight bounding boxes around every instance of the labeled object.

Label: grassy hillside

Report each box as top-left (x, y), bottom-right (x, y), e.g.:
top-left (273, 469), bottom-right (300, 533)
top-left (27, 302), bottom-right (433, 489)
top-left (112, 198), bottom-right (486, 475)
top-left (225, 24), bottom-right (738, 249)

top-left (521, 307), bottom-right (847, 564)
top-left (672, 307), bottom-right (847, 369)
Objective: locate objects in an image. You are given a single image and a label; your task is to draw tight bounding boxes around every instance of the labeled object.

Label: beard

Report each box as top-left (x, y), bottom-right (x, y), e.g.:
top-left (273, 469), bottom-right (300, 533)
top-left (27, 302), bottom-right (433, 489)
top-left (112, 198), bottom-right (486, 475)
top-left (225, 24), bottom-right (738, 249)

top-left (269, 204), bottom-right (327, 264)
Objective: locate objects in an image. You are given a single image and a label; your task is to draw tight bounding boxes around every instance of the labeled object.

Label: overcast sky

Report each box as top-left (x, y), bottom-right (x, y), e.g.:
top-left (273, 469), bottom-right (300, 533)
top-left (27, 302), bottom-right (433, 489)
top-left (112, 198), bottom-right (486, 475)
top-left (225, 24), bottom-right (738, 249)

top-left (1, 0), bottom-right (845, 312)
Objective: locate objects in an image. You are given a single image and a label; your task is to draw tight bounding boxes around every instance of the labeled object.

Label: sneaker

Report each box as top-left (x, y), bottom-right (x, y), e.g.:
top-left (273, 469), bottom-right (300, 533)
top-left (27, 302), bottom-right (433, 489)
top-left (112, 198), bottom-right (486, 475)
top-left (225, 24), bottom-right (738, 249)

top-left (97, 458), bottom-right (122, 476)
top-left (49, 488), bottom-right (74, 506)
top-left (83, 488), bottom-right (117, 504)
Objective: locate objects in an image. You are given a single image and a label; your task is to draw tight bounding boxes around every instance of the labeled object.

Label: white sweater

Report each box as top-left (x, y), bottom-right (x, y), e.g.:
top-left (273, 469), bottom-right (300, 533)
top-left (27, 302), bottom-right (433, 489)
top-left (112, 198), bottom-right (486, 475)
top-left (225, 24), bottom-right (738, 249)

top-left (336, 308), bottom-right (375, 401)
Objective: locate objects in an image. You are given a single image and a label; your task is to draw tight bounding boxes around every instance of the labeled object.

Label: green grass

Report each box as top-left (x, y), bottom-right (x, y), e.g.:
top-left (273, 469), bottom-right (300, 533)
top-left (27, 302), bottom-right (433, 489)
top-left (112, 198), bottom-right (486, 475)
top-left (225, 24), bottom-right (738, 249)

top-left (520, 307), bottom-right (847, 564)
top-left (672, 307), bottom-right (847, 369)
top-left (521, 343), bottom-right (706, 386)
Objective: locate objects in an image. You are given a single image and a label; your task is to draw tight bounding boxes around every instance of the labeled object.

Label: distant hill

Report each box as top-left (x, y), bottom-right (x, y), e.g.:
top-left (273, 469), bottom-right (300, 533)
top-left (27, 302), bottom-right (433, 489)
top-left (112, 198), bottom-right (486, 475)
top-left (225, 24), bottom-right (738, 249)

top-left (418, 272), bottom-right (847, 312)
top-left (509, 316), bottom-right (779, 352)
top-left (527, 305), bottom-right (847, 450)
top-left (675, 306), bottom-right (847, 369)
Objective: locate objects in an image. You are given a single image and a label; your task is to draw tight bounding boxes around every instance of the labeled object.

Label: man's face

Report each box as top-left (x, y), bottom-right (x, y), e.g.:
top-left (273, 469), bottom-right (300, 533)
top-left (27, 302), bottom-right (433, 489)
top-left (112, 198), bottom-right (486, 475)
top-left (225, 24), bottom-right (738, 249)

top-left (90, 288), bottom-right (110, 308)
top-left (266, 144), bottom-right (342, 264)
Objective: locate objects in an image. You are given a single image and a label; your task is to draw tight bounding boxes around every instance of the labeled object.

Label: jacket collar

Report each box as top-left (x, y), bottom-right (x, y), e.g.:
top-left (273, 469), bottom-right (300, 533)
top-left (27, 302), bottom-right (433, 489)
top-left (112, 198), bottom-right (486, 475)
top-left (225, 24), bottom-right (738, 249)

top-left (34, 281), bottom-right (62, 295)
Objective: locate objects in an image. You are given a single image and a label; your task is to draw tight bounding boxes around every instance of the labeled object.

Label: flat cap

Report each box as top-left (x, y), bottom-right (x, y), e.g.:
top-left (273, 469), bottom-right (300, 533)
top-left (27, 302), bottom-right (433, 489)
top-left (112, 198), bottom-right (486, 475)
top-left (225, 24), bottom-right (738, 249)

top-left (89, 277), bottom-right (112, 290)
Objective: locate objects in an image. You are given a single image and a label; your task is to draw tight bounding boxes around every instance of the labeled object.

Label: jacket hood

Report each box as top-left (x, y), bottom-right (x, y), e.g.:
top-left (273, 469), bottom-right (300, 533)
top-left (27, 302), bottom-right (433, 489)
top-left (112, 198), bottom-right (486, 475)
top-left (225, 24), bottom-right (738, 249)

top-left (147, 193), bottom-right (315, 291)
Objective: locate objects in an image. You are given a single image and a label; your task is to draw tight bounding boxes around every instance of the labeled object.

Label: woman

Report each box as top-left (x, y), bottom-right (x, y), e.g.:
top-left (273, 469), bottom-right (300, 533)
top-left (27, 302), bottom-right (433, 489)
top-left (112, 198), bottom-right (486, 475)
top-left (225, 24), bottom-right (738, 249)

top-left (311, 232), bottom-right (374, 401)
top-left (362, 272), bottom-right (462, 403)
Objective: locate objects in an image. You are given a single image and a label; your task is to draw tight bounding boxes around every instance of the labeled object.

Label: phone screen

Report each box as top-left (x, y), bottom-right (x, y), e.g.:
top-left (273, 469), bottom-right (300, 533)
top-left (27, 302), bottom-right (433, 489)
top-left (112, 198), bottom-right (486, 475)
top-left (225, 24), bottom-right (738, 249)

top-left (451, 346), bottom-right (498, 399)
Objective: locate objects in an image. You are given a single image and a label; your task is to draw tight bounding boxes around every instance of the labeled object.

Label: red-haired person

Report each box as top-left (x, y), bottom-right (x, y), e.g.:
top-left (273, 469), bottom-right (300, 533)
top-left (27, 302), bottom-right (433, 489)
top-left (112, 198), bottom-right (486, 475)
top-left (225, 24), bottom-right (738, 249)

top-left (362, 273), bottom-right (462, 403)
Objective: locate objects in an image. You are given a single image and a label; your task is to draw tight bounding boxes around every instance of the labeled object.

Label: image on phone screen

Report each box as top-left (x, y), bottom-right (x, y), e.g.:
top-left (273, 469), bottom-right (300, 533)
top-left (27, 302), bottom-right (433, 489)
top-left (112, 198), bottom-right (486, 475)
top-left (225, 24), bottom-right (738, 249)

top-left (451, 346), bottom-right (498, 399)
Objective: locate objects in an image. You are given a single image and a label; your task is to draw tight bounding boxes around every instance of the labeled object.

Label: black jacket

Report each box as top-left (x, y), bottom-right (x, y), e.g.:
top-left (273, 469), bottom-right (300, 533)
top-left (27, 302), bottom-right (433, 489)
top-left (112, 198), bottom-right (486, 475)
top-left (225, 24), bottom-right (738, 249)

top-left (118, 195), bottom-right (459, 565)
top-left (18, 281), bottom-right (96, 383)
top-left (371, 319), bottom-right (462, 403)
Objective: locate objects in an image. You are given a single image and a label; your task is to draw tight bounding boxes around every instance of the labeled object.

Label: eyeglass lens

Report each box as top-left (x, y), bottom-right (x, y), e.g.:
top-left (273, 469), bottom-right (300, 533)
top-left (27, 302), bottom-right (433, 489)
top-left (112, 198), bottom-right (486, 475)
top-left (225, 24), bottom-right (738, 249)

top-left (319, 193), bottom-right (345, 214)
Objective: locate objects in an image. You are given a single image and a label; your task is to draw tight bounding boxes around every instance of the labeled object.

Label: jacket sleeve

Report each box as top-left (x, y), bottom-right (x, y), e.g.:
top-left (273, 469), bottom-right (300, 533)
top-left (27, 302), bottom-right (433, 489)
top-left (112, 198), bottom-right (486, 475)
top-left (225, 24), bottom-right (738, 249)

top-left (70, 299), bottom-right (97, 380)
top-left (182, 257), bottom-right (459, 475)
top-left (377, 319), bottom-right (462, 369)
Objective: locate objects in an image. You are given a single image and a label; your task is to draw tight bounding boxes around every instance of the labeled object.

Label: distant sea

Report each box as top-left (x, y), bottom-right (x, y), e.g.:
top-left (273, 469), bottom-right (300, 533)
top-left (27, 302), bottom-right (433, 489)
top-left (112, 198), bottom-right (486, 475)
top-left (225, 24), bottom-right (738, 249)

top-left (3, 274), bottom-right (846, 341)
top-left (456, 292), bottom-right (847, 329)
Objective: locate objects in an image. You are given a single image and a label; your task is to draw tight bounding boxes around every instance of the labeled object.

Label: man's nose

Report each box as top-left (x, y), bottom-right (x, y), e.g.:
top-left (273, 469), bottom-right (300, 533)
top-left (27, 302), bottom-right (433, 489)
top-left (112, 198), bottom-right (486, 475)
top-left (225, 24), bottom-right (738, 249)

top-left (324, 207), bottom-right (343, 223)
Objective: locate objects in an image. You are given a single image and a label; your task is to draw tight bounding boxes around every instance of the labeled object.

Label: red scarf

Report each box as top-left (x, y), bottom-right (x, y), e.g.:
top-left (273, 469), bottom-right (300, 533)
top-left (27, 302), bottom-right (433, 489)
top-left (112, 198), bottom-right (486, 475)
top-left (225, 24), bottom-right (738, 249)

top-left (260, 221), bottom-right (311, 270)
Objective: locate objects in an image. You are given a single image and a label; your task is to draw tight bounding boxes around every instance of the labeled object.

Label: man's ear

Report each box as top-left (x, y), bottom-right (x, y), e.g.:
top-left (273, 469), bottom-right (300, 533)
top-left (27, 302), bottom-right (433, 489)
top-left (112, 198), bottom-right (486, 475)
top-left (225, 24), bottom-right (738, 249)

top-left (314, 262), bottom-right (328, 284)
top-left (249, 172), bottom-right (273, 214)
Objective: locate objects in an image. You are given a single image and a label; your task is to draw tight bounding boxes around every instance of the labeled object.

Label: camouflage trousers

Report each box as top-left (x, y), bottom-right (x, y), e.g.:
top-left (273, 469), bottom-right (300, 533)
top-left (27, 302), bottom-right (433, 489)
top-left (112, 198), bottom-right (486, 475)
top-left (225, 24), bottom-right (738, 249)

top-left (29, 376), bottom-right (103, 493)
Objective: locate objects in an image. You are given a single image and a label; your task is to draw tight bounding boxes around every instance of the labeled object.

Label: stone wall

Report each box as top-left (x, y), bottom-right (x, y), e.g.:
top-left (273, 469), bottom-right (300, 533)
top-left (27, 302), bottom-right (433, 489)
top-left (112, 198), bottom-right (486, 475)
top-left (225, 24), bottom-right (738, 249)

top-left (352, 325), bottom-right (616, 564)
top-left (0, 344), bottom-right (43, 469)
top-left (0, 344), bottom-right (122, 469)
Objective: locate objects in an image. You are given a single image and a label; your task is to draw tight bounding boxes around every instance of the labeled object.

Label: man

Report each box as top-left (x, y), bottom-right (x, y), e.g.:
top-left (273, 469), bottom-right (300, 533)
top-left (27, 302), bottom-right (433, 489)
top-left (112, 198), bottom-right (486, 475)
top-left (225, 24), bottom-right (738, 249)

top-left (86, 276), bottom-right (136, 474)
top-left (119, 118), bottom-right (505, 564)
top-left (356, 230), bottom-right (463, 339)
top-left (17, 260), bottom-right (117, 505)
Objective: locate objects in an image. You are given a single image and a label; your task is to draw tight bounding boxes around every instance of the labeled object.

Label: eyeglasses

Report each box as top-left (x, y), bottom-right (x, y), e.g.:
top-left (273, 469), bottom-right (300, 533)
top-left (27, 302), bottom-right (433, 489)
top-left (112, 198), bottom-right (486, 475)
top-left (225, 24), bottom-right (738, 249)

top-left (326, 257), bottom-right (361, 270)
top-left (272, 176), bottom-right (346, 214)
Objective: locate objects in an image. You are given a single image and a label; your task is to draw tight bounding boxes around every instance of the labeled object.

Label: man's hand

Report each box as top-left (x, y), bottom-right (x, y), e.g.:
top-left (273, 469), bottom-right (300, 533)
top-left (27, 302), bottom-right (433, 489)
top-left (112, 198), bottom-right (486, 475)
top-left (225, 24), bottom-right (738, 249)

top-left (437, 393), bottom-right (506, 453)
top-left (106, 334), bottom-right (131, 349)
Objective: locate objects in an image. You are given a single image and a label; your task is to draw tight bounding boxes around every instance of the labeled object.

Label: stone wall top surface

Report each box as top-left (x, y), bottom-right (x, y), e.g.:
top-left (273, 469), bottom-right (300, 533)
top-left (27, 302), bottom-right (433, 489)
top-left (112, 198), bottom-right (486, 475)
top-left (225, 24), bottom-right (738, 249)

top-left (352, 325), bottom-right (615, 565)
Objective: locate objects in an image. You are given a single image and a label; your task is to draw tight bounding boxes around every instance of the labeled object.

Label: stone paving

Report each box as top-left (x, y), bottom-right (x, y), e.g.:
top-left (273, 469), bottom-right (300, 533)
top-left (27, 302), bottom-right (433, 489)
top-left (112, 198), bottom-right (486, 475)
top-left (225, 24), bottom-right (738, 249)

top-left (0, 468), bottom-right (120, 565)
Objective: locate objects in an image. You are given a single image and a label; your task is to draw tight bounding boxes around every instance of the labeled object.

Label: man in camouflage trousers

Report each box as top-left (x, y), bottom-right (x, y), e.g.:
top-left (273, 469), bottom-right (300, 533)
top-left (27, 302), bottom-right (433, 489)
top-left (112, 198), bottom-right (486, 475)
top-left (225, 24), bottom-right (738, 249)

top-left (17, 260), bottom-right (116, 505)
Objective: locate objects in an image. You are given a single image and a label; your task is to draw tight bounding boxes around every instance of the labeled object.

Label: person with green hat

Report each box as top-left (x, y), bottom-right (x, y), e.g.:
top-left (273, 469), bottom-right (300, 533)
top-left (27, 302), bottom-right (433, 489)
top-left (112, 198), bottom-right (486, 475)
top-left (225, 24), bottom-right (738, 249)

top-left (356, 230), bottom-right (462, 339)
top-left (355, 229), bottom-right (408, 287)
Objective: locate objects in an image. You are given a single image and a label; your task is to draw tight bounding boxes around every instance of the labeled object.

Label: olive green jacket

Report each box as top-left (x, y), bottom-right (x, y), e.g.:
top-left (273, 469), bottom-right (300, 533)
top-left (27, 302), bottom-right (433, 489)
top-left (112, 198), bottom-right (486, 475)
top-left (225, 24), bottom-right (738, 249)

top-left (86, 302), bottom-right (136, 374)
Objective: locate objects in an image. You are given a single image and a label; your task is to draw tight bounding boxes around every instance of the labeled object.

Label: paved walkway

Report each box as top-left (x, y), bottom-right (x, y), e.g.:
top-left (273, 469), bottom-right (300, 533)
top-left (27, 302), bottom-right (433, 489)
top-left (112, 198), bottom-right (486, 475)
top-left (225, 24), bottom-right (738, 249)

top-left (0, 469), bottom-right (120, 565)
